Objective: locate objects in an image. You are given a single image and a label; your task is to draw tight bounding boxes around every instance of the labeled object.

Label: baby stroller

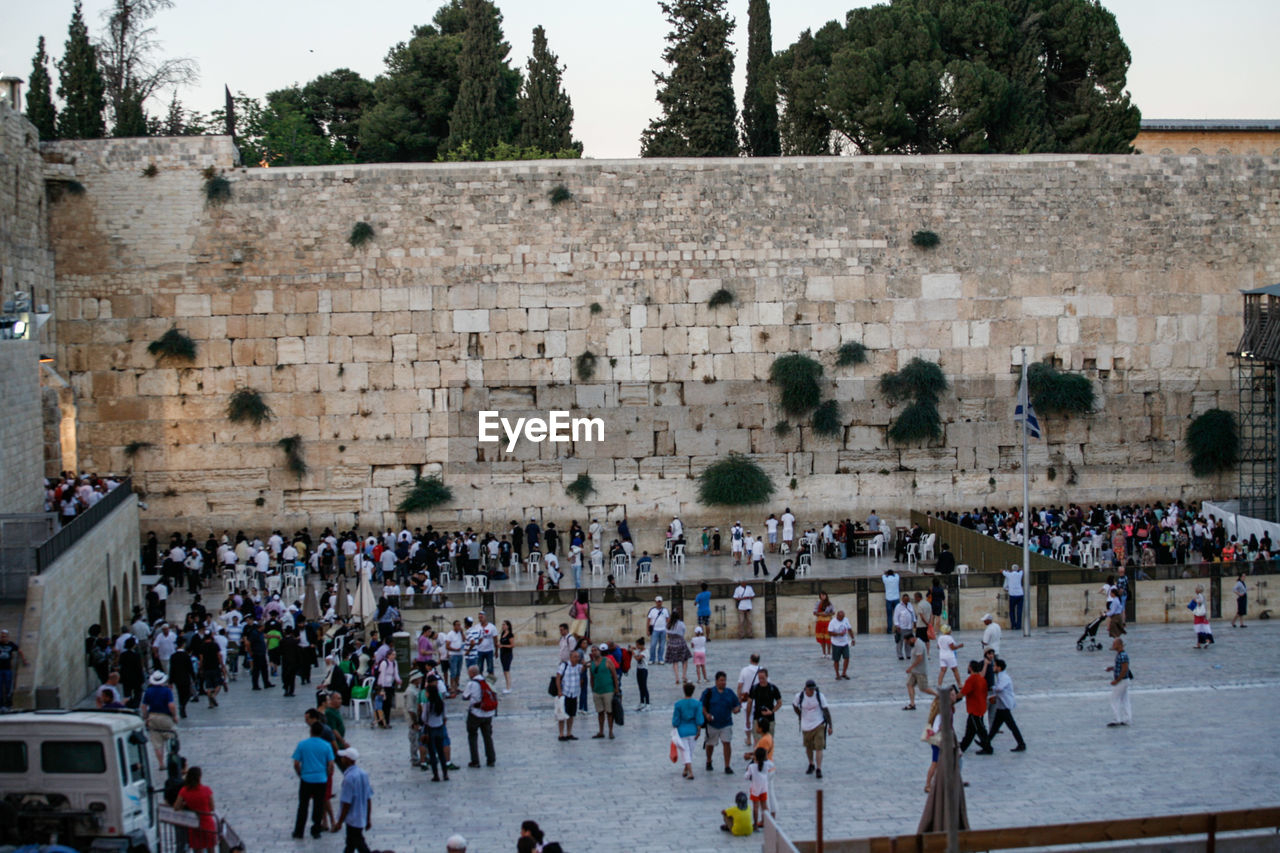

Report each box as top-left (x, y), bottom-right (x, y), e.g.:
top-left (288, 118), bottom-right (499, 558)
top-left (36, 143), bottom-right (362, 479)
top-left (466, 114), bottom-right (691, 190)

top-left (1077, 613), bottom-right (1105, 651)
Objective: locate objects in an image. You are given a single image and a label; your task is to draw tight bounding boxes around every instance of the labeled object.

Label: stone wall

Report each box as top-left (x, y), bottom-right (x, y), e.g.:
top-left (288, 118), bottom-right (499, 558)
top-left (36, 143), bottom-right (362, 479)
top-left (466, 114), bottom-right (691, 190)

top-left (19, 493), bottom-right (140, 708)
top-left (40, 136), bottom-right (1280, 535)
top-left (0, 340), bottom-right (45, 515)
top-left (0, 103), bottom-right (54, 339)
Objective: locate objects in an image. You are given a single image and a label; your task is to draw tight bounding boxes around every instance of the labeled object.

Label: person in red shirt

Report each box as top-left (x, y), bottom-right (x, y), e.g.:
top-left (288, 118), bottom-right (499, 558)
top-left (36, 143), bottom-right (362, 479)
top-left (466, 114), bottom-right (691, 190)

top-left (956, 660), bottom-right (993, 755)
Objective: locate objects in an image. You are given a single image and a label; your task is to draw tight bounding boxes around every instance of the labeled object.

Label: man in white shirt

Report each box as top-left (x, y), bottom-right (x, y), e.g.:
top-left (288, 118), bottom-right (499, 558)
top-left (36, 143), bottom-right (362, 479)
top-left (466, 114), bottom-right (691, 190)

top-left (765, 514), bottom-right (779, 552)
top-left (589, 519), bottom-right (602, 551)
top-left (780, 508), bottom-right (796, 550)
top-left (670, 516), bottom-right (683, 542)
top-left (828, 610), bottom-right (854, 680)
top-left (893, 594), bottom-right (915, 660)
top-left (152, 624), bottom-right (177, 674)
top-left (981, 613), bottom-right (1002, 654)
top-left (730, 523), bottom-right (745, 565)
top-left (282, 543), bottom-right (298, 566)
top-left (475, 611), bottom-right (499, 680)
top-left (647, 597), bottom-right (670, 665)
top-left (268, 531), bottom-right (284, 558)
top-left (736, 653), bottom-right (761, 744)
top-left (445, 621), bottom-right (465, 695)
top-left (750, 536), bottom-right (767, 578)
top-left (733, 580), bottom-right (756, 639)
top-left (461, 666), bottom-right (496, 767)
top-left (882, 567), bottom-right (901, 634)
top-left (793, 679), bottom-right (832, 778)
top-left (1002, 564), bottom-right (1025, 631)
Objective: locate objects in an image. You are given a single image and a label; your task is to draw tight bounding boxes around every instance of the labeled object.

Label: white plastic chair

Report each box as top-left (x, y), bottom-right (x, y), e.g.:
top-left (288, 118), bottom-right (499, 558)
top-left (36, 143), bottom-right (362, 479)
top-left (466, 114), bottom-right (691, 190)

top-left (436, 561), bottom-right (451, 586)
top-left (612, 554), bottom-right (631, 576)
top-left (956, 564), bottom-right (970, 587)
top-left (464, 575), bottom-right (488, 593)
top-left (1080, 543), bottom-right (1095, 569)
top-left (590, 552), bottom-right (604, 576)
top-left (266, 575), bottom-right (282, 595)
top-left (527, 552), bottom-right (542, 576)
top-left (797, 553), bottom-right (812, 576)
top-left (919, 533), bottom-right (936, 561)
top-left (351, 676), bottom-right (374, 722)
top-left (222, 570), bottom-right (237, 594)
top-left (663, 540), bottom-right (674, 562)
top-left (906, 543), bottom-right (919, 573)
top-left (867, 534), bottom-right (885, 558)
top-left (672, 543), bottom-right (685, 571)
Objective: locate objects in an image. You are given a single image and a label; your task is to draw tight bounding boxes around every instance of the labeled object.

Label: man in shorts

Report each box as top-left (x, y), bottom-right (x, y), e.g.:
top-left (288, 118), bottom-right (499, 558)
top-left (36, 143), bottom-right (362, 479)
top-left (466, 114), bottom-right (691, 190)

top-left (555, 651), bottom-right (584, 741)
top-left (828, 610), bottom-right (854, 680)
top-left (793, 679), bottom-right (832, 778)
top-left (588, 645), bottom-right (619, 739)
top-left (903, 634), bottom-right (936, 710)
top-left (700, 671), bottom-right (741, 773)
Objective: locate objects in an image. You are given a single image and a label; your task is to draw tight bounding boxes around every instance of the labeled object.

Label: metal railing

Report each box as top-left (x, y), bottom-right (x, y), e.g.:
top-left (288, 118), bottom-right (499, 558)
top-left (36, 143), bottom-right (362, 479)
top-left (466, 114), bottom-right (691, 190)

top-left (34, 477), bottom-right (133, 572)
top-left (157, 803), bottom-right (243, 853)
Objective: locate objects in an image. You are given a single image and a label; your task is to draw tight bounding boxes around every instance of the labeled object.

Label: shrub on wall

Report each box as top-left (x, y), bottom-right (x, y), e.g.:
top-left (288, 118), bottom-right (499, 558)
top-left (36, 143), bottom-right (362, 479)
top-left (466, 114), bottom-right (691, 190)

top-left (811, 399), bottom-right (842, 437)
top-left (1027, 361), bottom-right (1096, 416)
top-left (708, 288), bottom-right (736, 308)
top-left (769, 354), bottom-right (824, 417)
top-left (887, 399), bottom-right (943, 444)
top-left (1187, 409), bottom-right (1238, 477)
top-left (141, 163), bottom-right (159, 178)
top-left (698, 453), bottom-right (776, 506)
top-left (575, 350), bottom-right (598, 381)
top-left (549, 185), bottom-right (573, 205)
top-left (835, 341), bottom-right (868, 367)
top-left (227, 388), bottom-right (274, 426)
top-left (204, 175), bottom-right (230, 205)
top-left (772, 421), bottom-right (792, 437)
top-left (148, 327), bottom-right (197, 361)
top-left (123, 441), bottom-right (153, 458)
top-left (349, 221), bottom-right (375, 247)
top-left (398, 475), bottom-right (453, 513)
top-left (565, 473), bottom-right (596, 504)
top-left (911, 229), bottom-right (940, 248)
top-left (278, 434), bottom-right (307, 479)
top-left (880, 357), bottom-right (948, 445)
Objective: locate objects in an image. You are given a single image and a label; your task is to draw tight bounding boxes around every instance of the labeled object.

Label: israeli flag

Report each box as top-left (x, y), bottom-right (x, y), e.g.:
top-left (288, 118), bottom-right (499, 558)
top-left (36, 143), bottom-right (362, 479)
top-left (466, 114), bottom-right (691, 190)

top-left (1016, 371), bottom-right (1041, 440)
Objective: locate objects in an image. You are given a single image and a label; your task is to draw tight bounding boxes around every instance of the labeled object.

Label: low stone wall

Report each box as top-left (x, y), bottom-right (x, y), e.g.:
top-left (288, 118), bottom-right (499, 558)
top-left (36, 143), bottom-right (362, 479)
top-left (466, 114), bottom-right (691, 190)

top-left (19, 493), bottom-right (141, 708)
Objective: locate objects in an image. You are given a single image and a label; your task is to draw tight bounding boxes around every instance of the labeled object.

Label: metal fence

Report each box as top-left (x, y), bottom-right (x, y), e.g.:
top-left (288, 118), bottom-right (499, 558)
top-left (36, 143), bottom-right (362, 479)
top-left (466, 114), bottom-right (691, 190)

top-left (157, 804), bottom-right (243, 853)
top-left (34, 476), bottom-right (133, 572)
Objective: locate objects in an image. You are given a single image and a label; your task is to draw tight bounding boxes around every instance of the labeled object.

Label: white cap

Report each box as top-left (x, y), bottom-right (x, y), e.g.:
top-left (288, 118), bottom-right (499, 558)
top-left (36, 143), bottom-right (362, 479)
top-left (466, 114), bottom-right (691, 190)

top-left (446, 834), bottom-right (468, 851)
top-left (982, 613), bottom-right (993, 622)
top-left (599, 643), bottom-right (608, 651)
top-left (655, 595), bottom-right (663, 602)
top-left (337, 747), bottom-right (359, 761)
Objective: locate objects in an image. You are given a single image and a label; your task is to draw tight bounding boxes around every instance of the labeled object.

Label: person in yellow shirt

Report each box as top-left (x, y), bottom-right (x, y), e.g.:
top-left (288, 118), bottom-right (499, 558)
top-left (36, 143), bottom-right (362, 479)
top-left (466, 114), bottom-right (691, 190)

top-left (721, 791), bottom-right (754, 836)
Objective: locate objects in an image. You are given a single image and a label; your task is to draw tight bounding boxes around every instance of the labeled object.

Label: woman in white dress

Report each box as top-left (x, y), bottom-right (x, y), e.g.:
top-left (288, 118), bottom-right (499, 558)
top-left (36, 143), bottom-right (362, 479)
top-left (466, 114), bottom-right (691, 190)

top-left (935, 624), bottom-right (962, 688)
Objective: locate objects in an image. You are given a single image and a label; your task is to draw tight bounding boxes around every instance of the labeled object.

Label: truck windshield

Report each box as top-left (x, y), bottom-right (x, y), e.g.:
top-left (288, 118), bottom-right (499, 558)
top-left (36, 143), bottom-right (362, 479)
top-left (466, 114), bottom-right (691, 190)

top-left (41, 741), bottom-right (107, 774)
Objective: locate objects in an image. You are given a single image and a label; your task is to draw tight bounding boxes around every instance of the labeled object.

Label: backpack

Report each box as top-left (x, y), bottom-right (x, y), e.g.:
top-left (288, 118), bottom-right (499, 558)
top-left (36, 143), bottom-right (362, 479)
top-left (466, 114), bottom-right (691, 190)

top-left (618, 647), bottom-right (632, 674)
top-left (477, 678), bottom-right (499, 712)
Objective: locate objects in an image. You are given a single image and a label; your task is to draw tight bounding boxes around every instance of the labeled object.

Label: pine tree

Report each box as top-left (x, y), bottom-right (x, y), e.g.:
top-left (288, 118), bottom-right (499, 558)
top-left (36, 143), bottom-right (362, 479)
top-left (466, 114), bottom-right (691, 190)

top-left (56, 0), bottom-right (107, 139)
top-left (776, 28), bottom-right (835, 155)
top-left (445, 0), bottom-right (521, 157)
top-left (516, 26), bottom-right (581, 154)
top-left (25, 36), bottom-right (59, 140)
top-left (113, 83), bottom-right (149, 136)
top-left (741, 0), bottom-right (780, 156)
top-left (640, 0), bottom-right (738, 158)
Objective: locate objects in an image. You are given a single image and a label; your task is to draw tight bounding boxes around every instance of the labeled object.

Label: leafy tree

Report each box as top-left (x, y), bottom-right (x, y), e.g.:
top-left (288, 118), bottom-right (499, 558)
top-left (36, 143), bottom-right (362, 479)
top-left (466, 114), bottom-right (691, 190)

top-left (96, 0), bottom-right (198, 129)
top-left (156, 91), bottom-right (209, 135)
top-left (56, 0), bottom-right (107, 139)
top-left (301, 69), bottom-right (374, 158)
top-left (359, 5), bottom-right (467, 162)
top-left (25, 36), bottom-right (59, 140)
top-left (741, 0), bottom-right (779, 156)
top-left (640, 0), bottom-right (738, 157)
top-left (775, 24), bottom-right (842, 155)
top-left (517, 26), bottom-right (581, 154)
top-left (791, 0), bottom-right (1140, 154)
top-left (445, 0), bottom-right (521, 156)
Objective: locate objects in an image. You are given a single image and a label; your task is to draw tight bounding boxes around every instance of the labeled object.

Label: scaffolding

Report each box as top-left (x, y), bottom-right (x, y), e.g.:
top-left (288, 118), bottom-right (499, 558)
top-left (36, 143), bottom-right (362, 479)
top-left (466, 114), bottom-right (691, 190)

top-left (1236, 287), bottom-right (1280, 522)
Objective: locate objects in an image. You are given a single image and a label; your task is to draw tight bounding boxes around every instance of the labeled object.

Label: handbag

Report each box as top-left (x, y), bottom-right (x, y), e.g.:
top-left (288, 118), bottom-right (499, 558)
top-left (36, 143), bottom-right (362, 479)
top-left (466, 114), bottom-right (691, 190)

top-left (547, 675), bottom-right (559, 698)
top-left (927, 623), bottom-right (937, 641)
top-left (612, 693), bottom-right (625, 726)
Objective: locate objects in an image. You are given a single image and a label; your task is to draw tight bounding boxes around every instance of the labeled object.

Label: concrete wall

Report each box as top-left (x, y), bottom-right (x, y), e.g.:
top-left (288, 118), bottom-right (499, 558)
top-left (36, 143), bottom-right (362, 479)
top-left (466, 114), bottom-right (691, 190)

top-left (0, 341), bottom-right (45, 514)
top-left (19, 493), bottom-right (141, 708)
top-left (38, 136), bottom-right (1280, 532)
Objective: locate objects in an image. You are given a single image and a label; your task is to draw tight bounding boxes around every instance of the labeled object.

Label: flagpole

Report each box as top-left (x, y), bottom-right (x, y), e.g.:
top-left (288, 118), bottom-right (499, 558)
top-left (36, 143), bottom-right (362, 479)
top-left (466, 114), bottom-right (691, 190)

top-left (1021, 348), bottom-right (1031, 637)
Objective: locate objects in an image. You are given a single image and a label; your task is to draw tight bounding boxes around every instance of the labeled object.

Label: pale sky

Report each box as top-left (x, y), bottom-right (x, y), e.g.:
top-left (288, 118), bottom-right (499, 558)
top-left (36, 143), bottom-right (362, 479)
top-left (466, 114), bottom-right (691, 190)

top-left (3, 0), bottom-right (1278, 159)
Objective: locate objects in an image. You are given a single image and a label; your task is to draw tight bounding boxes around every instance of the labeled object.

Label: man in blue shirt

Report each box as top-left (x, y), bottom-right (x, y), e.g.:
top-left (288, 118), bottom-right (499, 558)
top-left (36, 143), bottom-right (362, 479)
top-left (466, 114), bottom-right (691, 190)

top-left (333, 747), bottom-right (374, 853)
top-left (700, 671), bottom-right (741, 773)
top-left (292, 721), bottom-right (334, 839)
top-left (695, 583), bottom-right (712, 633)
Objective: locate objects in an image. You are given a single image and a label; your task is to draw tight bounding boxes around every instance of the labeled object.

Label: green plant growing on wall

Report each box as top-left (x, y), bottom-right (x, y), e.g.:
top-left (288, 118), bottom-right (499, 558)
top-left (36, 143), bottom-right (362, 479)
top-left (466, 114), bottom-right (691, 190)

top-left (880, 357), bottom-right (948, 445)
top-left (148, 327), bottom-right (197, 361)
top-left (835, 341), bottom-right (868, 367)
top-left (575, 350), bottom-right (598, 381)
top-left (811, 399), bottom-right (842, 437)
top-left (549, 184), bottom-right (573, 205)
top-left (565, 473), bottom-right (596, 504)
top-left (911, 229), bottom-right (940, 248)
top-left (398, 475), bottom-right (454, 514)
top-left (1187, 409), bottom-right (1238, 477)
top-left (769, 354), bottom-right (823, 417)
top-left (1027, 361), bottom-right (1096, 415)
top-left (204, 174), bottom-right (230, 204)
top-left (349, 221), bottom-right (375, 247)
top-left (141, 163), bottom-right (158, 178)
top-left (698, 453), bottom-right (775, 506)
top-left (227, 388), bottom-right (274, 426)
top-left (123, 441), bottom-right (153, 459)
top-left (589, 302), bottom-right (603, 314)
top-left (708, 288), bottom-right (735, 308)
top-left (278, 434), bottom-right (307, 480)
top-left (772, 420), bottom-right (791, 437)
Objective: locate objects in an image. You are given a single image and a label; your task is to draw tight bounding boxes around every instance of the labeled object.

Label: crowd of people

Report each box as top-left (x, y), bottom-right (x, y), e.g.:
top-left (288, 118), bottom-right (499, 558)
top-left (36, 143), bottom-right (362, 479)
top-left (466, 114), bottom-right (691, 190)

top-left (44, 472), bottom-right (124, 526)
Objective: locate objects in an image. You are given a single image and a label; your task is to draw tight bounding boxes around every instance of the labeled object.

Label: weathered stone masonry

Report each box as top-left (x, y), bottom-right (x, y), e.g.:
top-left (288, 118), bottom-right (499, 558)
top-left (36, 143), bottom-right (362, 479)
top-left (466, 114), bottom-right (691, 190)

top-left (40, 134), bottom-right (1280, 533)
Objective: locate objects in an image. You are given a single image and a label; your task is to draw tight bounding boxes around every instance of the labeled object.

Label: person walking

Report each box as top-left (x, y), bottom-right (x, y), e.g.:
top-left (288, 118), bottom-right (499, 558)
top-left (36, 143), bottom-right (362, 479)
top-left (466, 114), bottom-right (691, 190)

top-left (172, 767), bottom-right (218, 853)
top-left (462, 665), bottom-right (497, 767)
top-left (986, 658), bottom-right (1026, 752)
top-left (701, 671), bottom-right (741, 774)
top-left (1106, 588), bottom-right (1126, 638)
top-left (292, 721), bottom-right (334, 839)
top-left (733, 581), bottom-right (756, 639)
top-left (813, 593), bottom-right (834, 658)
top-left (588, 645), bottom-right (619, 739)
top-left (630, 637), bottom-right (650, 711)
top-left (1231, 573), bottom-right (1249, 628)
top-left (956, 660), bottom-right (994, 755)
top-left (1191, 585), bottom-right (1214, 649)
top-left (922, 694), bottom-right (945, 794)
top-left (332, 747), bottom-right (373, 853)
top-left (743, 747), bottom-right (775, 829)
top-left (691, 626), bottom-right (708, 683)
top-left (647, 597), bottom-right (670, 665)
top-left (981, 613), bottom-right (1002, 654)
top-left (672, 681), bottom-right (705, 780)
top-left (141, 671), bottom-right (179, 765)
top-left (1106, 638), bottom-right (1133, 727)
top-left (374, 649), bottom-right (401, 722)
top-left (903, 634), bottom-right (935, 710)
top-left (793, 679), bottom-right (833, 779)
top-left (420, 674), bottom-right (450, 781)
top-left (556, 650), bottom-right (584, 741)
top-left (1002, 564), bottom-right (1025, 631)
top-left (882, 567), bottom-right (900, 633)
top-left (828, 609), bottom-right (854, 680)
top-left (893, 594), bottom-right (915, 661)
top-left (737, 654), bottom-right (761, 745)
top-left (936, 625), bottom-right (963, 688)
top-left (498, 620), bottom-right (515, 694)
top-left (665, 610), bottom-right (692, 685)
top-left (748, 668), bottom-right (783, 739)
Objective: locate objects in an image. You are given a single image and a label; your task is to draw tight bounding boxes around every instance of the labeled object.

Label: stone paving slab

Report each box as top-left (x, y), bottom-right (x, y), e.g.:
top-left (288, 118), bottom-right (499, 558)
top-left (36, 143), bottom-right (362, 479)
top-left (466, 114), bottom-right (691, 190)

top-left (174, 619), bottom-right (1280, 852)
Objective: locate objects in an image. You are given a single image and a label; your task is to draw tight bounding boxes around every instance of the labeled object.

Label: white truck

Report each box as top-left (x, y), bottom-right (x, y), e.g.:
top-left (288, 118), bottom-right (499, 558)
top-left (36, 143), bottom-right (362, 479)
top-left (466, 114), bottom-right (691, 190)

top-left (0, 710), bottom-right (160, 852)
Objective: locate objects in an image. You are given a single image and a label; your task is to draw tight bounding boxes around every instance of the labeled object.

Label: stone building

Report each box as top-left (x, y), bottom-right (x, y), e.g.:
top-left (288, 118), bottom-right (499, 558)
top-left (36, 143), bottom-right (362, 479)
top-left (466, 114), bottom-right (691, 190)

top-left (1134, 119), bottom-right (1280, 156)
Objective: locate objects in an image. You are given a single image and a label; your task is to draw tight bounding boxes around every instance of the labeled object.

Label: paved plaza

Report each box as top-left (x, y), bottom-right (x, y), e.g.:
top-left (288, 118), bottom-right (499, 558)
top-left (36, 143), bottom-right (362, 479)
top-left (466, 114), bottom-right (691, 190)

top-left (170, 615), bottom-right (1280, 852)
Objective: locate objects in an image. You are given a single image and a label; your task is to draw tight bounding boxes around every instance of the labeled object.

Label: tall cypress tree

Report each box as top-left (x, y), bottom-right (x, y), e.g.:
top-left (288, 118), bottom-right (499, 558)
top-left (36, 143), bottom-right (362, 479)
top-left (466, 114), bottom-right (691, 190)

top-left (25, 36), bottom-right (59, 140)
top-left (445, 0), bottom-right (520, 156)
top-left (56, 0), bottom-right (107, 139)
top-left (113, 84), bottom-right (149, 137)
top-left (516, 26), bottom-right (581, 154)
top-left (640, 0), bottom-right (738, 158)
top-left (741, 0), bottom-right (780, 156)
